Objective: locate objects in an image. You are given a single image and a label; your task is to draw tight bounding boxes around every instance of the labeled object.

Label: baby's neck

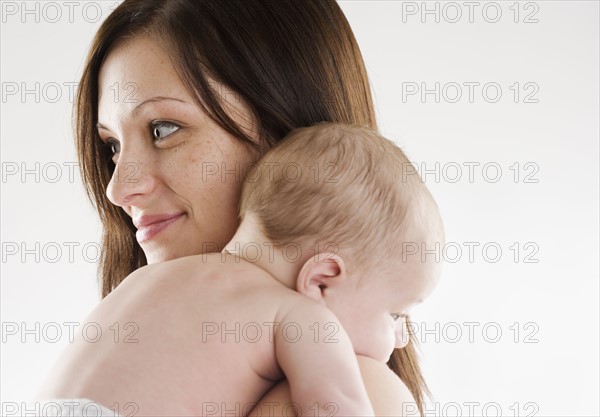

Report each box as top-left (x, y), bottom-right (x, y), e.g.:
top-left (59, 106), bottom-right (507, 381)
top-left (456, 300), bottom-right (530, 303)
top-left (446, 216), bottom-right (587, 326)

top-left (223, 213), bottom-right (305, 289)
top-left (222, 242), bottom-right (299, 289)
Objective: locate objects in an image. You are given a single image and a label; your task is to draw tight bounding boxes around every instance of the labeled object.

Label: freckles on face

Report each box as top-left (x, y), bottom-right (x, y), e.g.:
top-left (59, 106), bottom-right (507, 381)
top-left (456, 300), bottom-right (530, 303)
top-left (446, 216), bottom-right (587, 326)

top-left (180, 129), bottom-right (250, 239)
top-left (97, 35), bottom-right (260, 263)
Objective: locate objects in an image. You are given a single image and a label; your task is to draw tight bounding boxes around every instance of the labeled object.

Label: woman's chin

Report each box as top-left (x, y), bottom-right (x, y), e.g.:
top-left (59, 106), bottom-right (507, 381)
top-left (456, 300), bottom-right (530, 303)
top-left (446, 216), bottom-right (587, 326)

top-left (143, 245), bottom-right (188, 265)
top-left (143, 241), bottom-right (216, 265)
top-left (144, 251), bottom-right (173, 265)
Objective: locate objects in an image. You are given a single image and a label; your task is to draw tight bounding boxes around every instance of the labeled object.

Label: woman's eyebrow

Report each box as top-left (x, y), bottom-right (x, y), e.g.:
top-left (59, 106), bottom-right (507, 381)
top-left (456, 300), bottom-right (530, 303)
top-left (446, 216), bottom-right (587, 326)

top-left (97, 96), bottom-right (188, 130)
top-left (131, 96), bottom-right (187, 118)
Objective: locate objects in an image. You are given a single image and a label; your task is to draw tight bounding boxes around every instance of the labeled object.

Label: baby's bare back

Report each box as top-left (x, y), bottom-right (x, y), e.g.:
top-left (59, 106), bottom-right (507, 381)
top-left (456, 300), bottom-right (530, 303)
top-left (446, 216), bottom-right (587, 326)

top-left (37, 253), bottom-right (295, 416)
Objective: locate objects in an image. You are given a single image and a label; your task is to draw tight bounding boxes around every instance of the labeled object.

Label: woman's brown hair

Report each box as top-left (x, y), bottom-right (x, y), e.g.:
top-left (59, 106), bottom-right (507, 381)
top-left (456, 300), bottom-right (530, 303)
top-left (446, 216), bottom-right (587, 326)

top-left (75, 0), bottom-right (429, 412)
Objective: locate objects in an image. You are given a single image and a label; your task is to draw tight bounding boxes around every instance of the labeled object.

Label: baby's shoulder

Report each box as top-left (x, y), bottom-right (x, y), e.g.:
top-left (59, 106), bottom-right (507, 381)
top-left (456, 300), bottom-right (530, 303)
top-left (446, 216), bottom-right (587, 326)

top-left (272, 287), bottom-right (338, 326)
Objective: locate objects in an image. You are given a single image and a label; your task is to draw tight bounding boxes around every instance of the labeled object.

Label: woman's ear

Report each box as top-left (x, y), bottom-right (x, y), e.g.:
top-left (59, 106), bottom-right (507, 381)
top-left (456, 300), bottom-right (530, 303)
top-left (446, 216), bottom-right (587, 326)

top-left (296, 253), bottom-right (348, 302)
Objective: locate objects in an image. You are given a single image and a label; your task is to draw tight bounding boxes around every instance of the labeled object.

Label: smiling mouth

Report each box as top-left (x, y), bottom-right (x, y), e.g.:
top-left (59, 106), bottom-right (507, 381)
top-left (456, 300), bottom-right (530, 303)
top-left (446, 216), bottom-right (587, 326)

top-left (135, 213), bottom-right (185, 243)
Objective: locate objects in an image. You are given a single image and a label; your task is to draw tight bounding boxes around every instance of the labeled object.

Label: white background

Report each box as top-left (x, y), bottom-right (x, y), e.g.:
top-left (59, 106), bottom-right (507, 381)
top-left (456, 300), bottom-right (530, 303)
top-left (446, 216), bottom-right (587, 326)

top-left (1, 1), bottom-right (599, 416)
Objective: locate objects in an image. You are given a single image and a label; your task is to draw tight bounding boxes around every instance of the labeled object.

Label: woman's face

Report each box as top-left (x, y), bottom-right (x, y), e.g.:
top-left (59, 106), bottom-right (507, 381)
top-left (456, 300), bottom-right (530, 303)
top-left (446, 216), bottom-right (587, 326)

top-left (97, 35), bottom-right (260, 264)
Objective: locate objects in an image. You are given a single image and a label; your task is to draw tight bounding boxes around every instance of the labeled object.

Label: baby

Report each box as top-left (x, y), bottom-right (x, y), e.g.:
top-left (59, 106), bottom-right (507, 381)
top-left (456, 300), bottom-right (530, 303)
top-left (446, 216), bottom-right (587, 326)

top-left (35, 122), bottom-right (444, 417)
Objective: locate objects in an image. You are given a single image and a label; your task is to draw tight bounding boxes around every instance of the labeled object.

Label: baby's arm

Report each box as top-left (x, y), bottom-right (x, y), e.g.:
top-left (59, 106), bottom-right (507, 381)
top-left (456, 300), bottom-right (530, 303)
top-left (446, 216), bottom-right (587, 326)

top-left (275, 299), bottom-right (374, 417)
top-left (249, 357), bottom-right (417, 417)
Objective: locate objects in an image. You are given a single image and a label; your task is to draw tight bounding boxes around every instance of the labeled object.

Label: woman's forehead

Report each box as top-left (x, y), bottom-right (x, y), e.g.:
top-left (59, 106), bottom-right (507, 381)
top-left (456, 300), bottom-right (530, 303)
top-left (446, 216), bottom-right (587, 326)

top-left (98, 36), bottom-right (190, 104)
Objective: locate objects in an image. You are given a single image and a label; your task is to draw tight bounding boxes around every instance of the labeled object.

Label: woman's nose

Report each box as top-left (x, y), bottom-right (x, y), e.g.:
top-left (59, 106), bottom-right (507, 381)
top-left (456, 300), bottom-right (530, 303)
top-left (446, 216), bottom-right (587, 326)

top-left (106, 146), bottom-right (157, 208)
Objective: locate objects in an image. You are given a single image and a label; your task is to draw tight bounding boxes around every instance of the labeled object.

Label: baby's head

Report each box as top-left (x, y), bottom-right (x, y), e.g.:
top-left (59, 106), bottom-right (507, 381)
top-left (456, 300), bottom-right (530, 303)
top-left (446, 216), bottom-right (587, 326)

top-left (234, 122), bottom-right (444, 362)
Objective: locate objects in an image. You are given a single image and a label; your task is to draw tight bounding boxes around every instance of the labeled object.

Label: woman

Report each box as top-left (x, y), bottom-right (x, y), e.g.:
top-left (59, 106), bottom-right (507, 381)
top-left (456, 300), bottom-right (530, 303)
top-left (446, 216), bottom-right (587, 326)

top-left (77, 0), bottom-right (428, 414)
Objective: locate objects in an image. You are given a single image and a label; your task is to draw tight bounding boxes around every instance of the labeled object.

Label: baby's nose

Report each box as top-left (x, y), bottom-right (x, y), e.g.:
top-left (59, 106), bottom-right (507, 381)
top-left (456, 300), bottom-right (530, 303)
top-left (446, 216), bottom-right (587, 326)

top-left (394, 319), bottom-right (410, 348)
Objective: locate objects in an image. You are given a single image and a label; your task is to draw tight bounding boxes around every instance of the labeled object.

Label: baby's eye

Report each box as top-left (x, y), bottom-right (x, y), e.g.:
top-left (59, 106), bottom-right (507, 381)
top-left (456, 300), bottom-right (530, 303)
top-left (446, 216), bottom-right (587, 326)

top-left (150, 121), bottom-right (179, 141)
top-left (391, 313), bottom-right (407, 321)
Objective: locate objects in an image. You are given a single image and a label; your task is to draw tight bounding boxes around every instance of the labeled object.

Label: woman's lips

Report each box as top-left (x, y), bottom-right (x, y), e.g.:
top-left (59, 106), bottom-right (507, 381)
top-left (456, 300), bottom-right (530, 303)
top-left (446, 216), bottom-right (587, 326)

top-left (135, 213), bottom-right (185, 243)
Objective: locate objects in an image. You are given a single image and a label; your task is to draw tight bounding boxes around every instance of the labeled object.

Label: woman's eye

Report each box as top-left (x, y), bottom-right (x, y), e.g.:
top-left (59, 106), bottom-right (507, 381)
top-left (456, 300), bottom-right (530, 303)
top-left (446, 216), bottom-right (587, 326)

top-left (150, 121), bottom-right (179, 141)
top-left (105, 139), bottom-right (120, 156)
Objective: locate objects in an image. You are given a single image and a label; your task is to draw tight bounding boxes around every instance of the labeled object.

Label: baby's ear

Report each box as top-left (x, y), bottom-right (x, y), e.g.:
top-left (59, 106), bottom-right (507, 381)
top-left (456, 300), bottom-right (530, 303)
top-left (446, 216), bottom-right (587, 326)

top-left (296, 253), bottom-right (347, 302)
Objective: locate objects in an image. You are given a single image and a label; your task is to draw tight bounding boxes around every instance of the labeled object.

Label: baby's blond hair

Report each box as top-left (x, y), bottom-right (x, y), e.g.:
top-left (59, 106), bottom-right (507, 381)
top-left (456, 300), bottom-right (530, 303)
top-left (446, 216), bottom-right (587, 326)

top-left (239, 122), bottom-right (443, 278)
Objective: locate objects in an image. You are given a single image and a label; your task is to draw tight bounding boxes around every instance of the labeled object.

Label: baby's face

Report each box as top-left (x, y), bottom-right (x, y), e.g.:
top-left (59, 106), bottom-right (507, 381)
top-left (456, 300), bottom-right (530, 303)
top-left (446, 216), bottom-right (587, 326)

top-left (327, 251), bottom-right (441, 363)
